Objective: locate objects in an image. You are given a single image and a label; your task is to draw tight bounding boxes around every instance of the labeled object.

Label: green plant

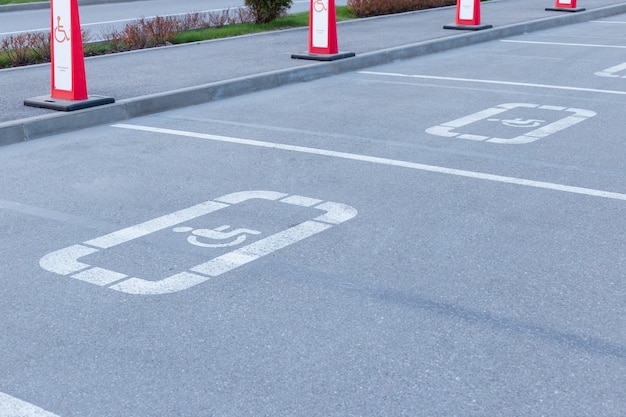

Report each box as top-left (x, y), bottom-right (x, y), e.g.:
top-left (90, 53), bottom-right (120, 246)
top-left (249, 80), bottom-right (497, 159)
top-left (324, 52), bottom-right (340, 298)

top-left (0, 34), bottom-right (33, 66)
top-left (139, 16), bottom-right (178, 47)
top-left (171, 10), bottom-right (309, 43)
top-left (244, 0), bottom-right (293, 24)
top-left (100, 8), bottom-right (255, 52)
top-left (28, 32), bottom-right (51, 62)
top-left (0, 32), bottom-right (50, 66)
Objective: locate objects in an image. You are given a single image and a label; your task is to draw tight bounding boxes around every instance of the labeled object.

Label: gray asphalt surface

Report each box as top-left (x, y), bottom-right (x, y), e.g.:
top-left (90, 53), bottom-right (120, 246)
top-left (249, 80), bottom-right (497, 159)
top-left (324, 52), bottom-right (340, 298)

top-left (1, 0), bottom-right (626, 143)
top-left (1, 1), bottom-right (626, 417)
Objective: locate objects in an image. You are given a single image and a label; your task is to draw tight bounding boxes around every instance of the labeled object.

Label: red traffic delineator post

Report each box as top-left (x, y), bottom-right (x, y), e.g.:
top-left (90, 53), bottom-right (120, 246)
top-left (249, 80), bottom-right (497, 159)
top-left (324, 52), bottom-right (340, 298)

top-left (444, 0), bottom-right (493, 31)
top-left (24, 0), bottom-right (113, 111)
top-left (546, 0), bottom-right (585, 12)
top-left (291, 0), bottom-right (355, 61)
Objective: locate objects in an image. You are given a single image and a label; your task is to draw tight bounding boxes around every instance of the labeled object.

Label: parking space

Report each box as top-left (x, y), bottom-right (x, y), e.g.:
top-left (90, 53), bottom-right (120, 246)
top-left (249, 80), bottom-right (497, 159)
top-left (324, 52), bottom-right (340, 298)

top-left (1, 14), bottom-right (626, 417)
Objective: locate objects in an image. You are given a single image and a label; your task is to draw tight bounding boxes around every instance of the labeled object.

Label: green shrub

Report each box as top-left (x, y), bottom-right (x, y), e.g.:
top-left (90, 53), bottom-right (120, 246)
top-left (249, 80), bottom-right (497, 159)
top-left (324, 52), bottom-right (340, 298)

top-left (244, 0), bottom-right (293, 24)
top-left (0, 32), bottom-right (51, 66)
top-left (347, 0), bottom-right (456, 18)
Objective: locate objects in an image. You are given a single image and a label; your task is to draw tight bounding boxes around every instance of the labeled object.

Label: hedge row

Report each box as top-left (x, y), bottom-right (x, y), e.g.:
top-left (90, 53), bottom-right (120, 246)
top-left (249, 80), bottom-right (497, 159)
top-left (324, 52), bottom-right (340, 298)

top-left (0, 8), bottom-right (255, 68)
top-left (347, 0), bottom-right (457, 18)
top-left (100, 9), bottom-right (255, 52)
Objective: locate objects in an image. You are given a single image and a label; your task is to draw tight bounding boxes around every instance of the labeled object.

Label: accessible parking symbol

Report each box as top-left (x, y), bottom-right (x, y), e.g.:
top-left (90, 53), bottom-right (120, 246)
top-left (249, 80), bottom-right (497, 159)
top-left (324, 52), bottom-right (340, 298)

top-left (426, 103), bottom-right (596, 144)
top-left (40, 191), bottom-right (357, 295)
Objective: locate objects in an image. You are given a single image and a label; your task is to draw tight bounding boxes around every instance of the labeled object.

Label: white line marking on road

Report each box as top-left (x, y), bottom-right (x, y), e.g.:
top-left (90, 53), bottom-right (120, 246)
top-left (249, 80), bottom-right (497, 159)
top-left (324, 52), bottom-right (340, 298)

top-left (84, 201), bottom-right (229, 249)
top-left (280, 195), bottom-right (323, 207)
top-left (0, 28), bottom-right (47, 36)
top-left (595, 62), bottom-right (626, 78)
top-left (0, 392), bottom-right (60, 417)
top-left (591, 20), bottom-right (626, 24)
top-left (72, 267), bottom-right (128, 286)
top-left (39, 244), bottom-right (99, 275)
top-left (501, 40), bottom-right (626, 49)
top-left (358, 71), bottom-right (626, 96)
top-left (112, 124), bottom-right (626, 202)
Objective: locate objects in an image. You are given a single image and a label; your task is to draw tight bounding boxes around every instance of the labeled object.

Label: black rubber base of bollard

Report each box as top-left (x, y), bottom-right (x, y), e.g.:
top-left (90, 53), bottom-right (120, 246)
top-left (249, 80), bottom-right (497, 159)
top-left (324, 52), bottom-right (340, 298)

top-left (291, 52), bottom-right (356, 61)
top-left (545, 7), bottom-right (586, 12)
top-left (443, 24), bottom-right (493, 31)
top-left (24, 95), bottom-right (115, 112)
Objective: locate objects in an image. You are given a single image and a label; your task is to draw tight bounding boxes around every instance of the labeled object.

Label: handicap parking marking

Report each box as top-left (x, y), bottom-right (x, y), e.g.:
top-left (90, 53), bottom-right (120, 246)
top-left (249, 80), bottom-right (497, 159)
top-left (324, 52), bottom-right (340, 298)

top-left (425, 103), bottom-right (596, 144)
top-left (40, 190), bottom-right (358, 295)
top-left (595, 62), bottom-right (626, 78)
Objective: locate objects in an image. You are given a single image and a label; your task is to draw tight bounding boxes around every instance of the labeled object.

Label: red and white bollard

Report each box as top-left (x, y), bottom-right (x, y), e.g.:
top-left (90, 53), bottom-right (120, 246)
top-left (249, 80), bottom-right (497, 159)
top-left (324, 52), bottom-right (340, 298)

top-left (444, 0), bottom-right (492, 31)
top-left (546, 0), bottom-right (586, 12)
top-left (50, 0), bottom-right (87, 101)
top-left (291, 0), bottom-right (354, 61)
top-left (25, 0), bottom-right (113, 111)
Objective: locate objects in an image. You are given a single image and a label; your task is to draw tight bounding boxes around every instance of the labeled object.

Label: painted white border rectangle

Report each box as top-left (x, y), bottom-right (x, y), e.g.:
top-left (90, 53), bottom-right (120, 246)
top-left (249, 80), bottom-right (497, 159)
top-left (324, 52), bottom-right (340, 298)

top-left (40, 191), bottom-right (358, 294)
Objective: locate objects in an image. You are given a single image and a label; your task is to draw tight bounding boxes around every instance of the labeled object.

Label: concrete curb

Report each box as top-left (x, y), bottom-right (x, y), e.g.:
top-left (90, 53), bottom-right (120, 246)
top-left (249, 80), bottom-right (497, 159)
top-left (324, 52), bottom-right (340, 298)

top-left (2, 2), bottom-right (626, 145)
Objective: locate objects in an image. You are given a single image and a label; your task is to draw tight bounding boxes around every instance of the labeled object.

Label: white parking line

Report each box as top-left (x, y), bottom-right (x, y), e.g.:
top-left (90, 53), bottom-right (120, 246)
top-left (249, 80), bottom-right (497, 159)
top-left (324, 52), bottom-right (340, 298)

top-left (501, 40), bottom-right (626, 49)
top-left (0, 28), bottom-right (48, 36)
top-left (112, 124), bottom-right (626, 202)
top-left (591, 20), bottom-right (626, 24)
top-left (359, 71), bottom-right (626, 96)
top-left (0, 392), bottom-right (60, 417)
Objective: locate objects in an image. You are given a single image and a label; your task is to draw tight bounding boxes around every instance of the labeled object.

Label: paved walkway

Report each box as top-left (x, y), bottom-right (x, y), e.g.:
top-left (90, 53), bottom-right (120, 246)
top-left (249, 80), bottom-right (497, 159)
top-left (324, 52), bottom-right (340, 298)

top-left (1, 0), bottom-right (626, 144)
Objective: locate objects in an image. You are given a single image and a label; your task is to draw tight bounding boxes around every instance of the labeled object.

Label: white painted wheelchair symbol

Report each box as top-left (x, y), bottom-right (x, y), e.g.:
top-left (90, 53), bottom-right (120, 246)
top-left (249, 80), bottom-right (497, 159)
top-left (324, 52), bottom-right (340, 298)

top-left (595, 62), bottom-right (626, 78)
top-left (494, 118), bottom-right (545, 128)
top-left (173, 225), bottom-right (261, 248)
top-left (40, 190), bottom-right (357, 295)
top-left (426, 103), bottom-right (596, 144)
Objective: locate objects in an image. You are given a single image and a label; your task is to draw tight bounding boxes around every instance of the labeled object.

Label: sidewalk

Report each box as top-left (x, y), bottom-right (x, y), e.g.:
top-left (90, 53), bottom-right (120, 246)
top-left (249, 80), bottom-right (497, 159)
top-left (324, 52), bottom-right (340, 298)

top-left (1, 0), bottom-right (626, 145)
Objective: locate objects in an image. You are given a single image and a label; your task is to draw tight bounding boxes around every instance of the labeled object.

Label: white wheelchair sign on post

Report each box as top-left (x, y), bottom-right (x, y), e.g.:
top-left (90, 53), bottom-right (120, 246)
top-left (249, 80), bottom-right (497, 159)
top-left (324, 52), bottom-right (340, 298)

top-left (312, 0), bottom-right (329, 49)
top-left (51, 0), bottom-right (73, 91)
top-left (426, 103), bottom-right (596, 144)
top-left (40, 191), bottom-right (357, 295)
top-left (459, 0), bottom-right (475, 20)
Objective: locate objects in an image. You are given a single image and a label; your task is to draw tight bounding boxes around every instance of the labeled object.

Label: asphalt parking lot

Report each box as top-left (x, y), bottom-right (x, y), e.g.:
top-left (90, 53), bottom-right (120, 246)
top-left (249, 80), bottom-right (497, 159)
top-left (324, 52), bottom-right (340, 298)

top-left (1, 14), bottom-right (625, 417)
